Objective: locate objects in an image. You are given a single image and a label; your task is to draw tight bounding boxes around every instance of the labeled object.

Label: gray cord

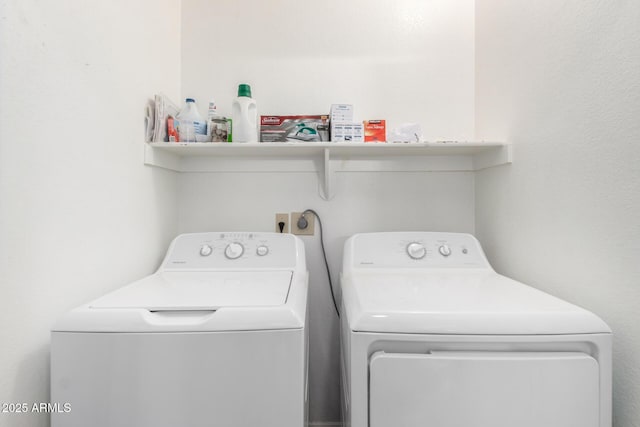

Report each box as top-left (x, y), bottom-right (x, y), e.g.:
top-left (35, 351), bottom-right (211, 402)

top-left (302, 209), bottom-right (339, 317)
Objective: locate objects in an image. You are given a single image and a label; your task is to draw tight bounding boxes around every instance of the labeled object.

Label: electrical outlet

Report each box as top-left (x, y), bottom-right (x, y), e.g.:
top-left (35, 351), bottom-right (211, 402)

top-left (291, 212), bottom-right (315, 236)
top-left (275, 213), bottom-right (289, 233)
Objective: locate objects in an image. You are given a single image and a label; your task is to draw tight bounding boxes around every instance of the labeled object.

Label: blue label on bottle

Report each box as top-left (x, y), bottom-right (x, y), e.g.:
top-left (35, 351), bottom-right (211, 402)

top-left (194, 121), bottom-right (206, 135)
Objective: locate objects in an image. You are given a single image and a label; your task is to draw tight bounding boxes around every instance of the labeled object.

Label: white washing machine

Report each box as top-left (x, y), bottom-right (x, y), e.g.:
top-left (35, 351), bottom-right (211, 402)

top-left (340, 232), bottom-right (611, 427)
top-left (51, 232), bottom-right (308, 427)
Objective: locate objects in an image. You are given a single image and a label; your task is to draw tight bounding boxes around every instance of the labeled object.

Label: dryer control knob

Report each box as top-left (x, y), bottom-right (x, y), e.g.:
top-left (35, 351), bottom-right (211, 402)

top-left (406, 242), bottom-right (426, 260)
top-left (199, 244), bottom-right (213, 257)
top-left (256, 245), bottom-right (269, 256)
top-left (224, 242), bottom-right (244, 260)
top-left (439, 244), bottom-right (452, 257)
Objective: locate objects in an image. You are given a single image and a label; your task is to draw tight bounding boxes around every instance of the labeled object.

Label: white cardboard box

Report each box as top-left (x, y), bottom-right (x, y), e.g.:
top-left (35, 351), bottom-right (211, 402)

top-left (331, 121), bottom-right (363, 142)
top-left (330, 104), bottom-right (354, 122)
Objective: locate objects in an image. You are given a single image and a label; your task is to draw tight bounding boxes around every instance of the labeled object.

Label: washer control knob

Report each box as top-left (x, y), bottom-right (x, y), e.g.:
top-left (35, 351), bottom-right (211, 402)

top-left (439, 244), bottom-right (452, 257)
top-left (256, 245), bottom-right (269, 256)
top-left (224, 242), bottom-right (244, 260)
top-left (406, 242), bottom-right (426, 260)
top-left (199, 244), bottom-right (213, 257)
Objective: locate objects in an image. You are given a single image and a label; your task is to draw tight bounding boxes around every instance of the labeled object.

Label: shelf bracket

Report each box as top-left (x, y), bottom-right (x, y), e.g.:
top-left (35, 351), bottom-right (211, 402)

top-left (319, 148), bottom-right (335, 201)
top-left (143, 143), bottom-right (181, 172)
top-left (473, 143), bottom-right (513, 170)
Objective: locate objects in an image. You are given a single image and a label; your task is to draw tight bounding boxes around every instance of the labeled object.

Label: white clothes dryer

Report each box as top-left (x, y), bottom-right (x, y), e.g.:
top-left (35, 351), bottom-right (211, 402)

top-left (340, 232), bottom-right (611, 427)
top-left (51, 232), bottom-right (308, 427)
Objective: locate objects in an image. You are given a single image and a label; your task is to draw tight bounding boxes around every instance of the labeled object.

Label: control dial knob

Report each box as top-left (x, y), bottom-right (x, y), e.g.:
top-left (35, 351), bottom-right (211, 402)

top-left (256, 245), bottom-right (269, 256)
top-left (439, 244), bottom-right (452, 257)
top-left (406, 242), bottom-right (426, 260)
top-left (224, 242), bottom-right (244, 259)
top-left (199, 244), bottom-right (213, 257)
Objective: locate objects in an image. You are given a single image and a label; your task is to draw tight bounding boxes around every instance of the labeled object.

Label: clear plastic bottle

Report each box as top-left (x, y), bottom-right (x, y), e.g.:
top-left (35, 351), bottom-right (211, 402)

top-left (207, 100), bottom-right (218, 121)
top-left (207, 99), bottom-right (228, 142)
top-left (231, 84), bottom-right (258, 142)
top-left (177, 98), bottom-right (206, 142)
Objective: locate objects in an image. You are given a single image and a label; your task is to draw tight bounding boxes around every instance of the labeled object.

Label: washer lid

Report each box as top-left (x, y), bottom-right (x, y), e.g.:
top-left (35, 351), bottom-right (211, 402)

top-left (53, 270), bottom-right (308, 333)
top-left (342, 271), bottom-right (611, 335)
top-left (90, 271), bottom-right (292, 310)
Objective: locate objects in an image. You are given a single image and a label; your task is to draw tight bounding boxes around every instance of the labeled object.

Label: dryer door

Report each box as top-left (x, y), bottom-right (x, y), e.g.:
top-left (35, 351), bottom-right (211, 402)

top-left (369, 351), bottom-right (599, 427)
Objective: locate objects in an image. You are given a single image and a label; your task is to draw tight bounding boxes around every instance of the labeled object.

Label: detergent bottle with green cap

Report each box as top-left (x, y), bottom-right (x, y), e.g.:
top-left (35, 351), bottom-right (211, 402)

top-left (231, 84), bottom-right (258, 142)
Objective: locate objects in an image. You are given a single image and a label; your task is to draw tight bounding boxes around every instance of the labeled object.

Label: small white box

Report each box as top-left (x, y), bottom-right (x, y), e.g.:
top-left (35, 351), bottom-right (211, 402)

top-left (330, 104), bottom-right (354, 122)
top-left (331, 121), bottom-right (364, 142)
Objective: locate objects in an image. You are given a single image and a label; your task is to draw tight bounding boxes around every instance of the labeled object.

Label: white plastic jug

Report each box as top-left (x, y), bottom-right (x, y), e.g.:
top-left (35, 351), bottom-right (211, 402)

top-left (177, 98), bottom-right (206, 142)
top-left (231, 84), bottom-right (258, 142)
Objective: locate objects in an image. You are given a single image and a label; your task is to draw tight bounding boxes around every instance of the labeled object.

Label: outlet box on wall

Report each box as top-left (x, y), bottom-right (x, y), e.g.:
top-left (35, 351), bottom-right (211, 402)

top-left (275, 213), bottom-right (289, 233)
top-left (291, 212), bottom-right (315, 236)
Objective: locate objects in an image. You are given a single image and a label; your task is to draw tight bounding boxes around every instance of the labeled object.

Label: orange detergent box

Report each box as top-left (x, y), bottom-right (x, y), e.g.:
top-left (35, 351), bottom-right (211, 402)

top-left (364, 120), bottom-right (386, 142)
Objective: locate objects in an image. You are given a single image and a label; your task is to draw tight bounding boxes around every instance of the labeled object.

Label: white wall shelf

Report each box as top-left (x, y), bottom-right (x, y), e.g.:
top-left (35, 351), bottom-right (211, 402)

top-left (144, 141), bottom-right (512, 200)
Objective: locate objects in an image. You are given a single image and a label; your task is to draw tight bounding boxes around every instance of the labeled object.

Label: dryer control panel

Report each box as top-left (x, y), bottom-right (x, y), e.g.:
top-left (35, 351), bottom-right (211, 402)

top-left (345, 232), bottom-right (490, 270)
top-left (161, 232), bottom-right (302, 270)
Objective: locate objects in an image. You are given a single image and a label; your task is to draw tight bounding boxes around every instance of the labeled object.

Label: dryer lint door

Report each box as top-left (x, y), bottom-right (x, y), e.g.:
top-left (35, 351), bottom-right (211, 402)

top-left (369, 351), bottom-right (599, 427)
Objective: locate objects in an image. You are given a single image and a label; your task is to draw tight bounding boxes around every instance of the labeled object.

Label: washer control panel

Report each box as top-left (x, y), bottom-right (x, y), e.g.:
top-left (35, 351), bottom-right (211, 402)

top-left (348, 232), bottom-right (489, 269)
top-left (162, 232), bottom-right (299, 270)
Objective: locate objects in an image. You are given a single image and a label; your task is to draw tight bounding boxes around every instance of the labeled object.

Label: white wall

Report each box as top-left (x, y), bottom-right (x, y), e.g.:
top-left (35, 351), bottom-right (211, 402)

top-left (180, 0), bottom-right (476, 421)
top-left (182, 0), bottom-right (475, 141)
top-left (0, 1), bottom-right (181, 426)
top-left (475, 1), bottom-right (640, 425)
